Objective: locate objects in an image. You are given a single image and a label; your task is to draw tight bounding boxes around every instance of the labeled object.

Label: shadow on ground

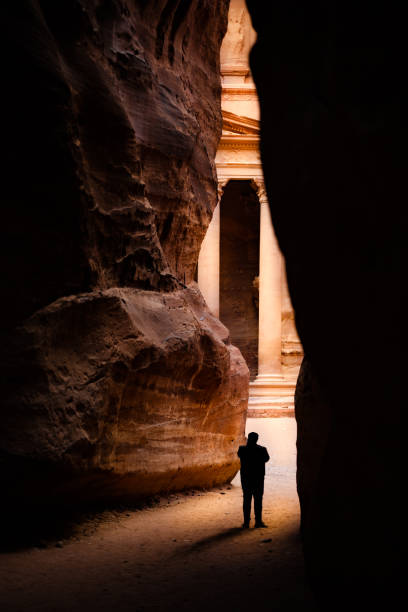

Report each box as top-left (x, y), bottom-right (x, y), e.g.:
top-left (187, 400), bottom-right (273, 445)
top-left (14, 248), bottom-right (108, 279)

top-left (177, 526), bottom-right (245, 555)
top-left (0, 492), bottom-right (188, 552)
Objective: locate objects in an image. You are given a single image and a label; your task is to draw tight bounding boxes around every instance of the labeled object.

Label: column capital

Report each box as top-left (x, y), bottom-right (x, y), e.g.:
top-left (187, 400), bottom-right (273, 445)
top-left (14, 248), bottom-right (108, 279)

top-left (217, 178), bottom-right (229, 204)
top-left (250, 178), bottom-right (268, 204)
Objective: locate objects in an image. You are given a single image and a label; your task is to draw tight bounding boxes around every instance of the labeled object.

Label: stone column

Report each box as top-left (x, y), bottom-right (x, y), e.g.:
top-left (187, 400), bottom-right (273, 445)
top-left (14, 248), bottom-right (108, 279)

top-left (197, 182), bottom-right (227, 317)
top-left (254, 180), bottom-right (282, 379)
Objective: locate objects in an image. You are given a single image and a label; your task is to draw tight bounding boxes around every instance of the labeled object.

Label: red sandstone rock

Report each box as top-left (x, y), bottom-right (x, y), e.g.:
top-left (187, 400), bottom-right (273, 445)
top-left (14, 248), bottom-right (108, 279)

top-left (4, 286), bottom-right (247, 502)
top-left (3, 0), bottom-right (229, 323)
top-left (2, 0), bottom-right (247, 505)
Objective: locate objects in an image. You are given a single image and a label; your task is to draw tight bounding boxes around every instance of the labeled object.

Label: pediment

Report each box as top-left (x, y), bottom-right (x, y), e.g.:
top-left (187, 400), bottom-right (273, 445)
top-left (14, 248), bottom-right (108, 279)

top-left (222, 110), bottom-right (260, 135)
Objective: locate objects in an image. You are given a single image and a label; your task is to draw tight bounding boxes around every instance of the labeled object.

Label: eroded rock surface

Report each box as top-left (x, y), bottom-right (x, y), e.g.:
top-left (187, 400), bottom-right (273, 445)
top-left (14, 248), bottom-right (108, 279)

top-left (3, 286), bottom-right (247, 503)
top-left (2, 0), bottom-right (248, 507)
top-left (4, 0), bottom-right (227, 324)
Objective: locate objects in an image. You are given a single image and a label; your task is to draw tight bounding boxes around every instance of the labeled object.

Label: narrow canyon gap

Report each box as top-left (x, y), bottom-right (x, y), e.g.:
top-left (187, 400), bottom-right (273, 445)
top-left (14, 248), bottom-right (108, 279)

top-left (198, 0), bottom-right (303, 416)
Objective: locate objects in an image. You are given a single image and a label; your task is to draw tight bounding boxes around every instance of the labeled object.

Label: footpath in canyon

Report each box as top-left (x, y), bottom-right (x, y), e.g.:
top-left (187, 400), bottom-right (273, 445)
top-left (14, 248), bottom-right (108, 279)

top-left (0, 419), bottom-right (317, 612)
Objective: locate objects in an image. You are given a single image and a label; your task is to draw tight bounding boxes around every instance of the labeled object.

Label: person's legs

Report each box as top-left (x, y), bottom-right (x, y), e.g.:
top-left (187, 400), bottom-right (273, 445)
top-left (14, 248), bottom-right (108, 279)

top-left (254, 482), bottom-right (266, 527)
top-left (242, 487), bottom-right (252, 526)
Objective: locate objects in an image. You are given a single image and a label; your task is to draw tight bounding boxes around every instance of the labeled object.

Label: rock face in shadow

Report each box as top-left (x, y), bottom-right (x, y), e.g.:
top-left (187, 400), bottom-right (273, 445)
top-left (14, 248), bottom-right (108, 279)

top-left (4, 0), bottom-right (227, 323)
top-left (2, 0), bottom-right (248, 507)
top-left (247, 0), bottom-right (407, 608)
top-left (294, 359), bottom-right (331, 535)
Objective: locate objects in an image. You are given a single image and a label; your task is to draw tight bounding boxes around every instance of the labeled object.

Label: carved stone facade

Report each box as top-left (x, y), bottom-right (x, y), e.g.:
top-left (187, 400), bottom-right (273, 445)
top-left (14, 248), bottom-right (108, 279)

top-left (198, 0), bottom-right (303, 414)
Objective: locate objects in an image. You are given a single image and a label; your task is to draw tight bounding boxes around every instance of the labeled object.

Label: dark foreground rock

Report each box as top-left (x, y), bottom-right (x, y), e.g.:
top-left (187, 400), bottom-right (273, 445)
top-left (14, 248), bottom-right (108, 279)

top-left (294, 359), bottom-right (330, 537)
top-left (247, 0), bottom-right (408, 608)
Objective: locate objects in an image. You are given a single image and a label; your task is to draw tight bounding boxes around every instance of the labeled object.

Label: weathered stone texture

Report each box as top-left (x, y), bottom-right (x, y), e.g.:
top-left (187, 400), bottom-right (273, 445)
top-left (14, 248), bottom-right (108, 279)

top-left (3, 286), bottom-right (247, 502)
top-left (5, 0), bottom-right (227, 324)
top-left (2, 0), bottom-right (248, 506)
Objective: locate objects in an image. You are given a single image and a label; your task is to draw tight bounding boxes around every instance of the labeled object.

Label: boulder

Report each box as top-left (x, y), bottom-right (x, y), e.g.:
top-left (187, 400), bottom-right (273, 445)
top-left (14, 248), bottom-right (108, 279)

top-left (3, 286), bottom-right (247, 504)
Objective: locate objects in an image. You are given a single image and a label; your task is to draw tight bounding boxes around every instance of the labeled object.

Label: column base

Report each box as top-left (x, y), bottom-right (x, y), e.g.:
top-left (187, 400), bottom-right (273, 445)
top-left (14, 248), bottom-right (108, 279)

top-left (248, 373), bottom-right (297, 417)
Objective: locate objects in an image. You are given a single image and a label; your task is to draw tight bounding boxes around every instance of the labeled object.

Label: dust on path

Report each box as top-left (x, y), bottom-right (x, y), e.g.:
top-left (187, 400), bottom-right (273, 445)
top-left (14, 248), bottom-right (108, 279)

top-left (0, 419), bottom-right (318, 612)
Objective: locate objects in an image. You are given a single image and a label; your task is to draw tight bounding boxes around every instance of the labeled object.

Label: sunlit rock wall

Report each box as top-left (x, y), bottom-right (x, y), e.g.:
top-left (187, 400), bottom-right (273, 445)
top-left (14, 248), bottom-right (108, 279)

top-left (2, 0), bottom-right (248, 507)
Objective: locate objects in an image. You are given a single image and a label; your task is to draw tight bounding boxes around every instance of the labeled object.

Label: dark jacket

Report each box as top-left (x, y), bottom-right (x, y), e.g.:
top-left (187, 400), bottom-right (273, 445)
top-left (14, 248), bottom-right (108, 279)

top-left (238, 443), bottom-right (269, 485)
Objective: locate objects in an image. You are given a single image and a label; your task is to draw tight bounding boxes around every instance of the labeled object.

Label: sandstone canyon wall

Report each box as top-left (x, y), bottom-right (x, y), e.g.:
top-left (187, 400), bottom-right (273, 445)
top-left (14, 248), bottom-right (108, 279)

top-left (246, 0), bottom-right (407, 609)
top-left (2, 0), bottom-right (249, 509)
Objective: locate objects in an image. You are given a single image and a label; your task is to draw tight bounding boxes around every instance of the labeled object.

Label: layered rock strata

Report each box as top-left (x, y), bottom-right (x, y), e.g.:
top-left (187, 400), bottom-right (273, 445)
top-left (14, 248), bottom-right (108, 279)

top-left (2, 0), bottom-right (248, 507)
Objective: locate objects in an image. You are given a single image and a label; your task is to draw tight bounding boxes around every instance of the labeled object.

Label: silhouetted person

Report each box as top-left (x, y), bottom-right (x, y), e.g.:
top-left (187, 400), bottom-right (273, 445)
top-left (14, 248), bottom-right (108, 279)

top-left (238, 432), bottom-right (269, 528)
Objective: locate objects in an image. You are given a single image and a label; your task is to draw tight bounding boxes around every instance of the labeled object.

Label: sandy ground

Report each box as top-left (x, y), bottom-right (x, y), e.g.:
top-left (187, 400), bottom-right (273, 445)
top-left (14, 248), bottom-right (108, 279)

top-left (0, 419), bottom-right (318, 612)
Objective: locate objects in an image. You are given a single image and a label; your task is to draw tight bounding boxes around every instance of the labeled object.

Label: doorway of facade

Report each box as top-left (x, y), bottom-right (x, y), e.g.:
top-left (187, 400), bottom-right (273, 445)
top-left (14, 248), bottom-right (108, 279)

top-left (219, 180), bottom-right (259, 381)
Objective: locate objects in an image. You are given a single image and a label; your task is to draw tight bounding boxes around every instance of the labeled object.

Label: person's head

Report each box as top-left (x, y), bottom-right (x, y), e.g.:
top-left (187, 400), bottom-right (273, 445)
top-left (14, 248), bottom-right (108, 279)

top-left (247, 432), bottom-right (258, 445)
